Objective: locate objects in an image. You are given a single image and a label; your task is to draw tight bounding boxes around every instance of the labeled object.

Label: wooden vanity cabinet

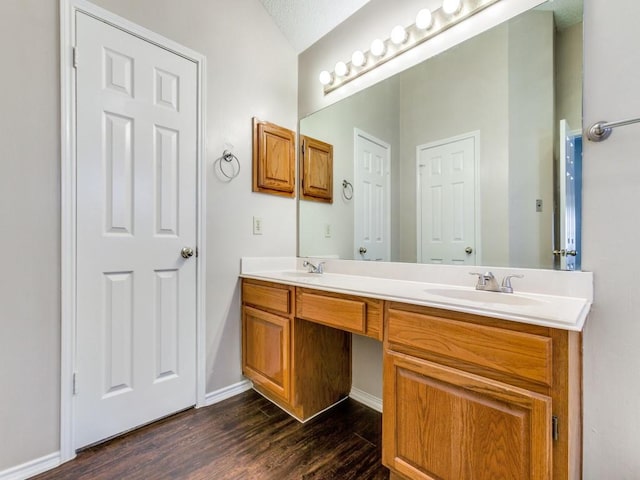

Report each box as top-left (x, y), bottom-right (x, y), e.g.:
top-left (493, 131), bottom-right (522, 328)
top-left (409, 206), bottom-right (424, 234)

top-left (383, 302), bottom-right (582, 480)
top-left (242, 279), bottom-right (351, 420)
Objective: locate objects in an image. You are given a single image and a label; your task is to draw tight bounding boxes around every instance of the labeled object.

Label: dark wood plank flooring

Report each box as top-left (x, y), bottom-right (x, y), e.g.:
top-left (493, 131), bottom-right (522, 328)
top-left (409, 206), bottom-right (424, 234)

top-left (33, 389), bottom-right (389, 479)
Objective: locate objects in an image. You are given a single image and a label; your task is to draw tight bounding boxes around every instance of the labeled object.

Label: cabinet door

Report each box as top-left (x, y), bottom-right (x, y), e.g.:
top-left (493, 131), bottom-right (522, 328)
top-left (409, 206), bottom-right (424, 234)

top-left (383, 352), bottom-right (552, 480)
top-left (242, 306), bottom-right (290, 401)
top-left (300, 135), bottom-right (333, 203)
top-left (252, 117), bottom-right (296, 197)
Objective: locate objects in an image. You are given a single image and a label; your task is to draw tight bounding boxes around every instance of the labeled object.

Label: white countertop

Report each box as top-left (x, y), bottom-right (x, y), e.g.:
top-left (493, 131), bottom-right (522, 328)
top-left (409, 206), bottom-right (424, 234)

top-left (240, 257), bottom-right (593, 331)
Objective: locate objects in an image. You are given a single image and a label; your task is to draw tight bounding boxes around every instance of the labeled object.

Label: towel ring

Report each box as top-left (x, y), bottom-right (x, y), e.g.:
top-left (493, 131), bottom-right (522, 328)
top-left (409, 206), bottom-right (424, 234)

top-left (342, 180), bottom-right (353, 200)
top-left (220, 150), bottom-right (240, 179)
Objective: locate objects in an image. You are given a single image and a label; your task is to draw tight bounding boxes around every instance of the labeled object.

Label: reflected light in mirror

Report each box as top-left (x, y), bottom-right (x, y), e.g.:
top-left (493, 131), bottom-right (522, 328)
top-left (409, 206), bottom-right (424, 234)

top-left (415, 9), bottom-right (434, 30)
top-left (370, 38), bottom-right (386, 57)
top-left (318, 70), bottom-right (332, 86)
top-left (351, 50), bottom-right (366, 67)
top-left (335, 61), bottom-right (349, 77)
top-left (390, 25), bottom-right (408, 45)
top-left (443, 0), bottom-right (463, 15)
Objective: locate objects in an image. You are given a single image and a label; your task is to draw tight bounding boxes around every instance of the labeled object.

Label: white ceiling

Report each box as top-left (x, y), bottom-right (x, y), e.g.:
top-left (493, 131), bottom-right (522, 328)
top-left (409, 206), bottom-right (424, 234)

top-left (260, 0), bottom-right (583, 54)
top-left (259, 0), bottom-right (371, 53)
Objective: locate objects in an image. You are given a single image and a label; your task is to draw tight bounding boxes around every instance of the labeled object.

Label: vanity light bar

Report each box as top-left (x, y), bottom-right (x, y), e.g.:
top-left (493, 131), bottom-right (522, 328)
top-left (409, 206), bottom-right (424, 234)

top-left (321, 0), bottom-right (501, 94)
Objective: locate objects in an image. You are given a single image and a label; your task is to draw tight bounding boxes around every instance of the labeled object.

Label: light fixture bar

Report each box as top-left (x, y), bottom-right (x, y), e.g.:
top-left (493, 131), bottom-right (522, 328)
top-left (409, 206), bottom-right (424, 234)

top-left (323, 0), bottom-right (500, 94)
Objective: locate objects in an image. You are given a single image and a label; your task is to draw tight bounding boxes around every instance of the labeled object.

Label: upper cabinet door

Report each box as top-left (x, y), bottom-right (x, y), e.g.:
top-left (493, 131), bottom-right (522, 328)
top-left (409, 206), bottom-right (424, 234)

top-left (252, 117), bottom-right (296, 197)
top-left (300, 135), bottom-right (333, 203)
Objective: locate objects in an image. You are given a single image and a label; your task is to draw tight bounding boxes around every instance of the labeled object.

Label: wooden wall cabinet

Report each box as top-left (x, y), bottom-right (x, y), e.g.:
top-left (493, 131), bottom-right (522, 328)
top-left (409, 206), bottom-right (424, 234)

top-left (300, 135), bottom-right (333, 203)
top-left (383, 303), bottom-right (582, 480)
top-left (252, 117), bottom-right (296, 197)
top-left (242, 279), bottom-right (351, 420)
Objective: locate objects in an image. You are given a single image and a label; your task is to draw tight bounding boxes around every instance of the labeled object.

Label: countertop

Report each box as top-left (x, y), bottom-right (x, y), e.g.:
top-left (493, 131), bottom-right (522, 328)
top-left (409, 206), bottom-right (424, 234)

top-left (240, 258), bottom-right (592, 331)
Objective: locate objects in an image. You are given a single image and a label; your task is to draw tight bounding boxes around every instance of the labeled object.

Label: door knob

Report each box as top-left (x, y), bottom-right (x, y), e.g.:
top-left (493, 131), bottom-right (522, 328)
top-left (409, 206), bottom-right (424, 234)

top-left (553, 249), bottom-right (566, 256)
top-left (566, 250), bottom-right (577, 256)
top-left (181, 247), bottom-right (194, 259)
top-left (359, 247), bottom-right (367, 255)
top-left (465, 247), bottom-right (473, 254)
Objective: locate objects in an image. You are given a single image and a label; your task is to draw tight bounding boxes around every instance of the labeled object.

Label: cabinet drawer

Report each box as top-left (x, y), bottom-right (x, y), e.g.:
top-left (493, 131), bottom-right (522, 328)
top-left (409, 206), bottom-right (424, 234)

top-left (242, 280), bottom-right (293, 316)
top-left (297, 291), bottom-right (366, 334)
top-left (296, 289), bottom-right (383, 339)
top-left (387, 307), bottom-right (553, 386)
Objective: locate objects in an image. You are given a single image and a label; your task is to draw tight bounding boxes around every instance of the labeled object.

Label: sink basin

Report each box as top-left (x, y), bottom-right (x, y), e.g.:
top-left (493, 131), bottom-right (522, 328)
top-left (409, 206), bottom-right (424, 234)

top-left (424, 288), bottom-right (543, 306)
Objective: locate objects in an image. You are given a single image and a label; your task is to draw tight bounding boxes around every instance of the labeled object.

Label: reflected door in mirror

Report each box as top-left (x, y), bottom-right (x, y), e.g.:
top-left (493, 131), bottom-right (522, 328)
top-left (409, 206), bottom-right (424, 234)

top-left (417, 134), bottom-right (477, 265)
top-left (354, 130), bottom-right (390, 261)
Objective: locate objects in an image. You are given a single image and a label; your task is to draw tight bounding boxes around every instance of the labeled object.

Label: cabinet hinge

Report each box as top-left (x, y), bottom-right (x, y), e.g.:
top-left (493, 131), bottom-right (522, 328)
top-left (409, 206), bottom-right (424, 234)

top-left (552, 415), bottom-right (559, 441)
top-left (72, 372), bottom-right (78, 395)
top-left (73, 46), bottom-right (78, 68)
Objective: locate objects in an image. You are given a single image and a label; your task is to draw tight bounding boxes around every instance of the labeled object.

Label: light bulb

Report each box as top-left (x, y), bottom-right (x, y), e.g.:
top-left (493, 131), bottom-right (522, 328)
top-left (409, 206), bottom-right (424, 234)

top-left (370, 38), bottom-right (386, 57)
top-left (442, 0), bottom-right (462, 15)
top-left (319, 70), bottom-right (332, 86)
top-left (335, 61), bottom-right (349, 77)
top-left (415, 8), bottom-right (433, 30)
top-left (351, 50), bottom-right (366, 67)
top-left (390, 25), bottom-right (407, 45)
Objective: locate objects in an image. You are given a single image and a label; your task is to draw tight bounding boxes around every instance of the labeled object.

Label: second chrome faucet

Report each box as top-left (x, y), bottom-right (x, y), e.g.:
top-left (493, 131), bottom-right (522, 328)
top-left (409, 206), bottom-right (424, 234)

top-left (469, 271), bottom-right (523, 293)
top-left (303, 260), bottom-right (325, 274)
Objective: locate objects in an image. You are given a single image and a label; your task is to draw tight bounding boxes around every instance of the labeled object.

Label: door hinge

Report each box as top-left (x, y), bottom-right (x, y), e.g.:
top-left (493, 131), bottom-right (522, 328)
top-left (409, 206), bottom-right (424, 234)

top-left (552, 415), bottom-right (559, 441)
top-left (72, 372), bottom-right (78, 395)
top-left (73, 46), bottom-right (78, 68)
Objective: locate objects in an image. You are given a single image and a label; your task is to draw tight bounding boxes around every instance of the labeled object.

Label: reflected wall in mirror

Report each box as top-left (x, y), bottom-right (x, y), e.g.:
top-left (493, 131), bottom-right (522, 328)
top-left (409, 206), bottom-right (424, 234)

top-left (299, 1), bottom-right (583, 270)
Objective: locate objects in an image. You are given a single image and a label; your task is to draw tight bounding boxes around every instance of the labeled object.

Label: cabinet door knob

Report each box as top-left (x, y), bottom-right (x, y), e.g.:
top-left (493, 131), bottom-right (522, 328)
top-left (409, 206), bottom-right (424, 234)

top-left (359, 247), bottom-right (367, 255)
top-left (465, 247), bottom-right (473, 254)
top-left (181, 247), bottom-right (194, 259)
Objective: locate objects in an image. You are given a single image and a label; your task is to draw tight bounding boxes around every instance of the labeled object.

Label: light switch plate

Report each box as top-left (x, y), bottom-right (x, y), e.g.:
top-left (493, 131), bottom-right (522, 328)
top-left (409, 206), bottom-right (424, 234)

top-left (253, 216), bottom-right (263, 235)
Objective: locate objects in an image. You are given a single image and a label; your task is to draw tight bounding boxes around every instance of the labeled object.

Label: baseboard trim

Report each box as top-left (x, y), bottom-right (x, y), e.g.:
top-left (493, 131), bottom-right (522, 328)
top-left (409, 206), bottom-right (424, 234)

top-left (204, 379), bottom-right (253, 406)
top-left (0, 452), bottom-right (60, 480)
top-left (349, 387), bottom-right (383, 412)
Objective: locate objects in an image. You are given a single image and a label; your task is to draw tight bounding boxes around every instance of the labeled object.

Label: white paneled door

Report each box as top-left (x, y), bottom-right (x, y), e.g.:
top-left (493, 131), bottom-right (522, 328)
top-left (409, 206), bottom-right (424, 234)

top-left (417, 134), bottom-right (477, 265)
top-left (75, 13), bottom-right (197, 448)
top-left (354, 129), bottom-right (390, 262)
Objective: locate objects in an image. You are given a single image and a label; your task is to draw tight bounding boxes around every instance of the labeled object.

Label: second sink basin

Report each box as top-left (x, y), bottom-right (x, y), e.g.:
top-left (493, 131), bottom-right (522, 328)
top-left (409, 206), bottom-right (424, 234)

top-left (424, 288), bottom-right (543, 306)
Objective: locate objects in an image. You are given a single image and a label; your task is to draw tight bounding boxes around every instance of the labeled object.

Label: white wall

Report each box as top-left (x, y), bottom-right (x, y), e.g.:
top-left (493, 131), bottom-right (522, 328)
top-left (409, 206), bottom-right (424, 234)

top-left (0, 0), bottom-right (297, 472)
top-left (582, 0), bottom-right (640, 476)
top-left (0, 0), bottom-right (61, 470)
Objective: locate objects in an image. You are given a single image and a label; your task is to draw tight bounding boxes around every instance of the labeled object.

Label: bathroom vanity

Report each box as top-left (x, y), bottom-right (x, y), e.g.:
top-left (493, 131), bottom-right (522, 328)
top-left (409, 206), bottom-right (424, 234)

top-left (240, 258), bottom-right (591, 480)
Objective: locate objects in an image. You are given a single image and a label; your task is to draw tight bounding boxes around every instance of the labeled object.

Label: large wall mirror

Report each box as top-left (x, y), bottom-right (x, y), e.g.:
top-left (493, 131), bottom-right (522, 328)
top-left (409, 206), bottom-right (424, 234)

top-left (299, 0), bottom-right (583, 271)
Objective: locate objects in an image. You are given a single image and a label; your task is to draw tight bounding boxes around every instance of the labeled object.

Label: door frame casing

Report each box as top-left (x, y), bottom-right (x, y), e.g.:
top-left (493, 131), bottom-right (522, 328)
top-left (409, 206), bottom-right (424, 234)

top-left (416, 130), bottom-right (481, 264)
top-left (60, 0), bottom-right (207, 462)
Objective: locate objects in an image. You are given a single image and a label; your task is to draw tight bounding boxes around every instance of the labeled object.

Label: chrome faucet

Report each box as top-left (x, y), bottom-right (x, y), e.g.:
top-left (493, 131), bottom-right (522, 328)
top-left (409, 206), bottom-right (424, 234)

top-left (470, 272), bottom-right (500, 292)
top-left (303, 260), bottom-right (325, 274)
top-left (500, 274), bottom-right (524, 293)
top-left (470, 272), bottom-right (524, 293)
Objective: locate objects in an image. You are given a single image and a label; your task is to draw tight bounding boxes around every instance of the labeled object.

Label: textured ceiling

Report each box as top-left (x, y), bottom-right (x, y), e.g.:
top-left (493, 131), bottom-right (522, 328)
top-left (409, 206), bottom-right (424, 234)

top-left (259, 0), bottom-right (371, 53)
top-left (260, 0), bottom-right (583, 54)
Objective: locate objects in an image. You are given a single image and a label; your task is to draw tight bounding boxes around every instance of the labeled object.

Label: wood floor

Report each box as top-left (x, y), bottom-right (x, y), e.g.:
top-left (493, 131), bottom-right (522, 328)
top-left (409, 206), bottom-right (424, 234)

top-left (34, 389), bottom-right (389, 480)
